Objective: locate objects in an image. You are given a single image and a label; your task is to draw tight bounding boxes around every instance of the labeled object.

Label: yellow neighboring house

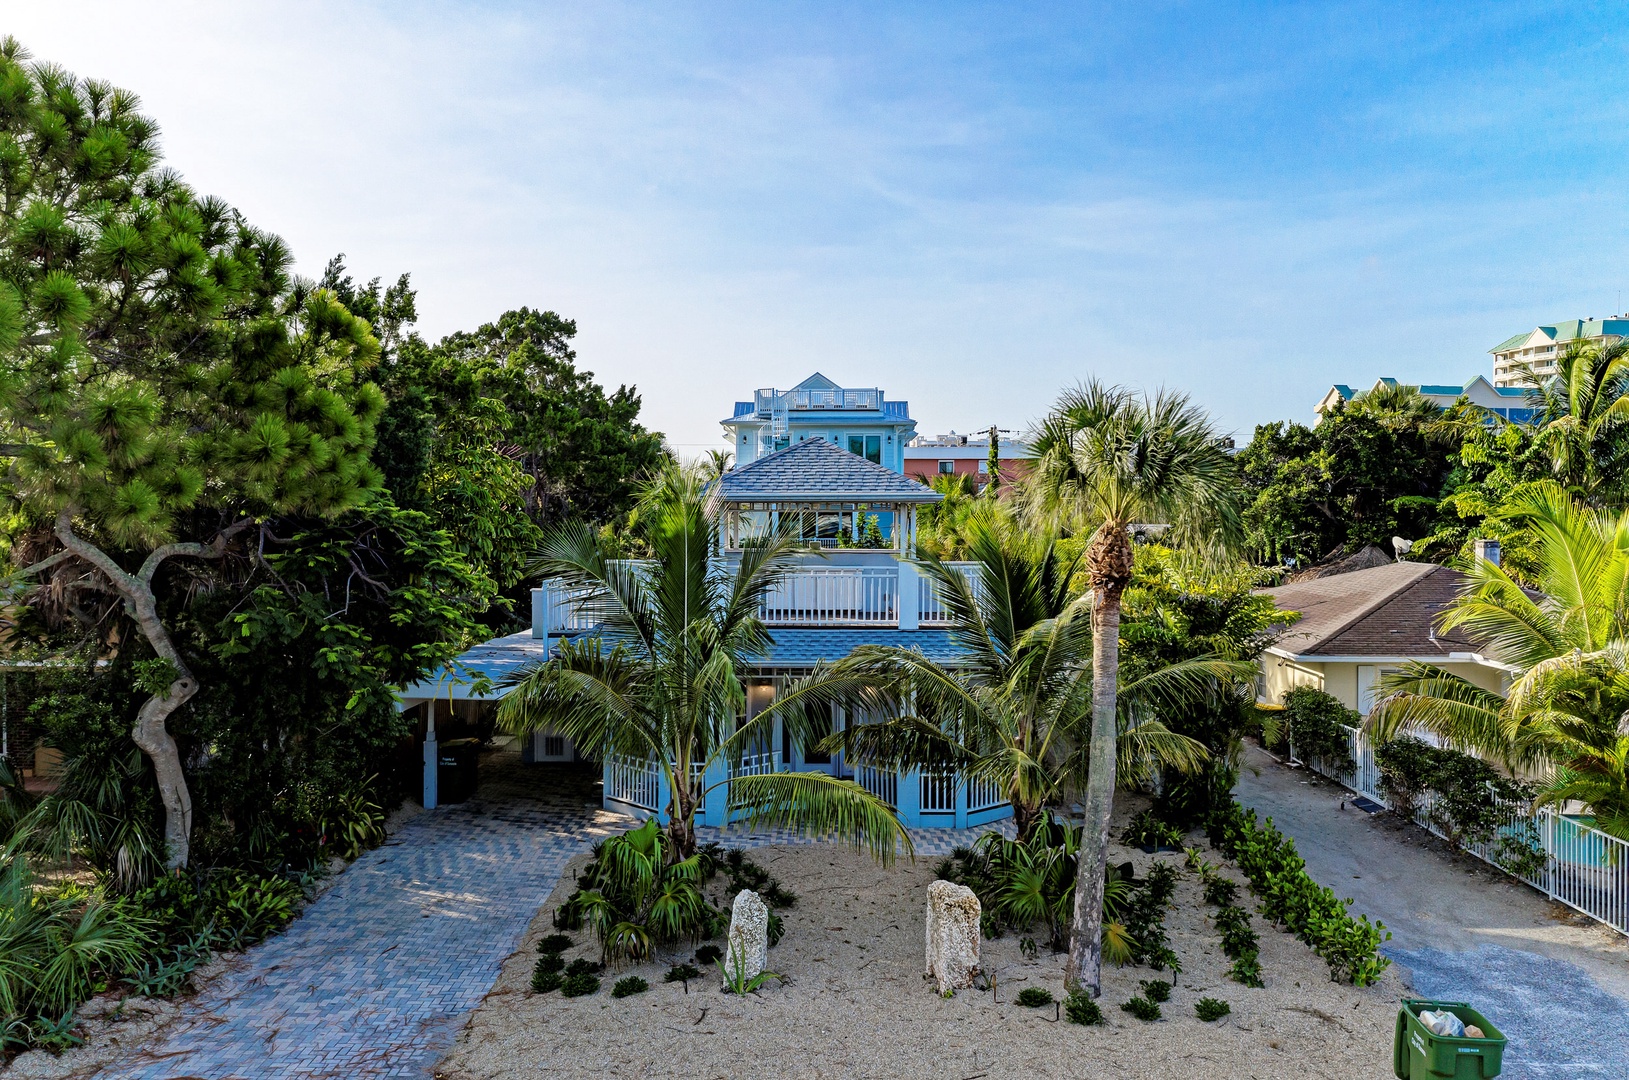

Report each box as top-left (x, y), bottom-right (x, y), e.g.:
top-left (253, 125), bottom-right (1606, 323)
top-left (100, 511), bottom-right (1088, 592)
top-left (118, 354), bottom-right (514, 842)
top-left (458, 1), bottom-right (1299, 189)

top-left (1257, 561), bottom-right (1512, 719)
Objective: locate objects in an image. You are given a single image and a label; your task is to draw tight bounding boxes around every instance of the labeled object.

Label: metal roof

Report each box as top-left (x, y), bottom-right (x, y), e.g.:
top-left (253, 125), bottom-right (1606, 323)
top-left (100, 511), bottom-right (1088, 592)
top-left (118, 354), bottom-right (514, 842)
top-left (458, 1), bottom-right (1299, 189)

top-left (397, 627), bottom-right (969, 702)
top-left (714, 437), bottom-right (943, 502)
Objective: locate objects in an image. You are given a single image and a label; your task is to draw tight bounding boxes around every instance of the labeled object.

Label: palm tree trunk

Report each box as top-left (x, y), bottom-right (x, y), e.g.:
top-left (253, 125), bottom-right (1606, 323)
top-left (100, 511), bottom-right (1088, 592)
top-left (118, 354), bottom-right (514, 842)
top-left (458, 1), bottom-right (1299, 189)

top-left (1065, 526), bottom-right (1133, 996)
top-left (1012, 797), bottom-right (1041, 844)
top-left (666, 781), bottom-right (697, 860)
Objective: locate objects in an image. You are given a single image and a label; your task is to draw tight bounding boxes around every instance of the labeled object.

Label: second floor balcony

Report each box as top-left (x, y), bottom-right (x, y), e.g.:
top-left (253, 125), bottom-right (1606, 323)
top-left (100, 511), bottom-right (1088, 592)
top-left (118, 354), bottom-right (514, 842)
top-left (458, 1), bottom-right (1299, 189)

top-left (532, 557), bottom-right (978, 634)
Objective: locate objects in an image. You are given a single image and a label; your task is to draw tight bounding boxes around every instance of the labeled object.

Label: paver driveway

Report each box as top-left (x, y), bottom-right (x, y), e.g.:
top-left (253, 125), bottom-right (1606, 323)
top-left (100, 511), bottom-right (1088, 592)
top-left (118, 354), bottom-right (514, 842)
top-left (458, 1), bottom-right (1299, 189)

top-left (100, 763), bottom-right (630, 1080)
top-left (96, 754), bottom-right (1011, 1080)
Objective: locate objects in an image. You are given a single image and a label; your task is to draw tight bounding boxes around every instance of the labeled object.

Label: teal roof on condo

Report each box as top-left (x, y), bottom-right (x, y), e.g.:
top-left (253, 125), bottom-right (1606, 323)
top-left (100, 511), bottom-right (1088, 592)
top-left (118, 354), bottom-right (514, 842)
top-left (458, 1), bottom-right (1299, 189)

top-left (1490, 318), bottom-right (1629, 354)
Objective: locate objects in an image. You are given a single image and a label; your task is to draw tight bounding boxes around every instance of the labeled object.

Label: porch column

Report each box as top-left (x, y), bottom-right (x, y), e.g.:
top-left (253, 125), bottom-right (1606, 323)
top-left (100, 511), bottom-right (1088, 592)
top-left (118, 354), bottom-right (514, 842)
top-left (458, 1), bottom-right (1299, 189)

top-left (422, 700), bottom-right (439, 810)
top-left (897, 766), bottom-right (922, 828)
top-left (702, 756), bottom-right (729, 827)
top-left (955, 776), bottom-right (969, 829)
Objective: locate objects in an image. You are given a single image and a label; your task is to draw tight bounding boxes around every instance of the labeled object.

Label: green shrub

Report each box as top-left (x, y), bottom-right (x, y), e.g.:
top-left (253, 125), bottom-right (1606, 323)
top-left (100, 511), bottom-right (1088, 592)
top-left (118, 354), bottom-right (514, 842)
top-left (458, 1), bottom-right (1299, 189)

top-left (560, 972), bottom-right (600, 997)
top-left (1122, 810), bottom-right (1184, 850)
top-left (534, 952), bottom-right (565, 975)
top-left (1014, 987), bottom-right (1053, 1007)
top-left (1375, 737), bottom-right (1536, 849)
top-left (767, 911), bottom-right (784, 948)
top-left (537, 934), bottom-right (573, 954)
top-left (531, 968), bottom-right (564, 994)
top-left (1201, 876), bottom-right (1238, 907)
top-left (1207, 801), bottom-right (1390, 986)
top-left (1121, 996), bottom-right (1161, 1021)
top-left (1195, 997), bottom-right (1231, 1021)
top-left (695, 944), bottom-right (723, 966)
top-left (556, 822), bottom-right (719, 966)
top-left (1279, 687), bottom-right (1357, 772)
top-left (1213, 906), bottom-right (1259, 959)
top-left (611, 976), bottom-right (649, 998)
top-left (1227, 951), bottom-right (1264, 988)
top-left (1064, 992), bottom-right (1104, 1026)
top-left (664, 963), bottom-right (701, 983)
top-left (565, 957), bottom-right (602, 977)
top-left (1139, 979), bottom-right (1171, 1003)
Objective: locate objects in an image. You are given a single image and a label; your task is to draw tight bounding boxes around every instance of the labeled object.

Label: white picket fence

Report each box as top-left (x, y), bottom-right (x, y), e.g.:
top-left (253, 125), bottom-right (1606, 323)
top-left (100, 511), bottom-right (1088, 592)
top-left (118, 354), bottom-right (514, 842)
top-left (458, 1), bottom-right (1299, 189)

top-left (1298, 725), bottom-right (1629, 936)
top-left (604, 753), bottom-right (661, 812)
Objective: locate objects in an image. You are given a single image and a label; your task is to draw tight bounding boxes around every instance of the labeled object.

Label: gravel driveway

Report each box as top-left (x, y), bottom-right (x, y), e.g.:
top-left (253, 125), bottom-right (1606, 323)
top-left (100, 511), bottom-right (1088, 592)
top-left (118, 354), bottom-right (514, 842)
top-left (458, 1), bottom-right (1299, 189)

top-left (1236, 742), bottom-right (1629, 1078)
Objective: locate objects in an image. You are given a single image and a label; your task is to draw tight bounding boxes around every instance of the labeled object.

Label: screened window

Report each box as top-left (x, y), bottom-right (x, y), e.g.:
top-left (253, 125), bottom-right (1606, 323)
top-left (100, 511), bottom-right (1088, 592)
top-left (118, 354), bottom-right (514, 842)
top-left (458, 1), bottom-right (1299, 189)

top-left (938, 460), bottom-right (955, 474)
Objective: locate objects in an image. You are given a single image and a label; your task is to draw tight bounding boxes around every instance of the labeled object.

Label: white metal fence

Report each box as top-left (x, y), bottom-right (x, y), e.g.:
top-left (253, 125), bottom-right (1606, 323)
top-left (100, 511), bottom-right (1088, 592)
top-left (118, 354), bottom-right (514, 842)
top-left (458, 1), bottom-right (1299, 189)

top-left (1298, 725), bottom-right (1629, 936)
top-left (758, 568), bottom-right (898, 625)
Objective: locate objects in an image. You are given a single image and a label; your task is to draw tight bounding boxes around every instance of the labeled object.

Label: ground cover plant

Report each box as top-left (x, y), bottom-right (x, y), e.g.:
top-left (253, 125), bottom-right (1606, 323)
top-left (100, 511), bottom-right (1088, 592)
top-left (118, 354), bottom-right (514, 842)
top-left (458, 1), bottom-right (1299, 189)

top-left (1063, 991), bottom-right (1104, 1025)
top-left (1207, 800), bottom-right (1390, 986)
top-left (1121, 995), bottom-right (1161, 1021)
top-left (611, 976), bottom-right (648, 998)
top-left (1195, 997), bottom-right (1231, 1021)
top-left (1014, 987), bottom-right (1053, 1007)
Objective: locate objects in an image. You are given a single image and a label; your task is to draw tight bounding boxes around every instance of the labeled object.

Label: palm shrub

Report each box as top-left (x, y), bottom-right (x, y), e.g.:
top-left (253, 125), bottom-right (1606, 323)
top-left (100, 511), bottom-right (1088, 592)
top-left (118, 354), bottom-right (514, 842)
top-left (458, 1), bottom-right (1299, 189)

top-left (497, 466), bottom-right (908, 863)
top-left (1027, 380), bottom-right (1243, 996)
top-left (0, 855), bottom-right (153, 1029)
top-left (817, 510), bottom-right (1224, 843)
top-left (553, 820), bottom-right (719, 966)
top-left (1370, 482), bottom-right (1629, 841)
top-left (935, 815), bottom-right (1134, 955)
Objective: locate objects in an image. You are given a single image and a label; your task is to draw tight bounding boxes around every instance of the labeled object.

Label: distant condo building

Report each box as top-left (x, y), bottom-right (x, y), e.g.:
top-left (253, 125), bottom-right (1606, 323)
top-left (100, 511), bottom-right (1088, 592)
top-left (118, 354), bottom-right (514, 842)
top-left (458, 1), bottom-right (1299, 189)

top-left (1315, 377), bottom-right (1536, 423)
top-left (1490, 316), bottom-right (1629, 388)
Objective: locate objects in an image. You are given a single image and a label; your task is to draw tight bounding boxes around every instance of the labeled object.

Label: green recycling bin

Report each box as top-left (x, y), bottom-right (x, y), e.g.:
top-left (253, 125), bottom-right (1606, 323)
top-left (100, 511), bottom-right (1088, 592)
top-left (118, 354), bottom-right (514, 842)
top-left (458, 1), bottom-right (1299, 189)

top-left (1392, 999), bottom-right (1505, 1079)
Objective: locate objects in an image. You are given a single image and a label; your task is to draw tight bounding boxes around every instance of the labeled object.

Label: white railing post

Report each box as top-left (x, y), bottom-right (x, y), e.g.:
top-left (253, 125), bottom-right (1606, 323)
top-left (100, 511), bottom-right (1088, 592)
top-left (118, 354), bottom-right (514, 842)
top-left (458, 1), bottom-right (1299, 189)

top-left (897, 560), bottom-right (920, 631)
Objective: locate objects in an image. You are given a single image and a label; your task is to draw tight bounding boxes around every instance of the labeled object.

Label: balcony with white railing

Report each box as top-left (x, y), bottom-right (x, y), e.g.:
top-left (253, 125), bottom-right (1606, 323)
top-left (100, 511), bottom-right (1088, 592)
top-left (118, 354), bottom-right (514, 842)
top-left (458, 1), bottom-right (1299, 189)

top-left (536, 559), bottom-right (980, 632)
top-left (754, 387), bottom-right (882, 414)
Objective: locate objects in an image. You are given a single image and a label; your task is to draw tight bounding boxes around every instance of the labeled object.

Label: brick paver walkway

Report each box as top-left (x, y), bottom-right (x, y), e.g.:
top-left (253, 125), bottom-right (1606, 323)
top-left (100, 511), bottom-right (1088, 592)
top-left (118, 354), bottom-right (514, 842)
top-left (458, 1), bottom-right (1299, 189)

top-left (98, 757), bottom-right (1012, 1080)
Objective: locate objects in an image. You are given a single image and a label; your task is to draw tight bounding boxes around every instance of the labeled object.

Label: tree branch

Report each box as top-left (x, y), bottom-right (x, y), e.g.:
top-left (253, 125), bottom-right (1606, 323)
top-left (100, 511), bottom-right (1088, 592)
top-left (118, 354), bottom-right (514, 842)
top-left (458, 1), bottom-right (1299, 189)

top-left (137, 518), bottom-right (254, 586)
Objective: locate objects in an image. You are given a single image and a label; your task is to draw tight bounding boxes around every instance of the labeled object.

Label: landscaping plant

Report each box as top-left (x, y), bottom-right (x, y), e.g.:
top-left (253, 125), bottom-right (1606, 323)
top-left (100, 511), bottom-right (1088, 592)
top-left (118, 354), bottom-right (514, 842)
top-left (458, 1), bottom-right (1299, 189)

top-left (1064, 991), bottom-right (1105, 1026)
top-left (560, 972), bottom-right (600, 998)
top-left (1273, 688), bottom-right (1357, 773)
top-left (1120, 995), bottom-right (1162, 1021)
top-left (1208, 801), bottom-right (1390, 986)
top-left (1014, 987), bottom-right (1054, 1007)
top-left (1138, 979), bottom-right (1171, 1003)
top-left (553, 821), bottom-right (720, 965)
top-left (664, 963), bottom-right (700, 983)
top-left (496, 467), bottom-right (909, 861)
top-left (1028, 380), bottom-right (1244, 997)
top-left (1195, 997), bottom-right (1231, 1021)
top-left (611, 976), bottom-right (649, 998)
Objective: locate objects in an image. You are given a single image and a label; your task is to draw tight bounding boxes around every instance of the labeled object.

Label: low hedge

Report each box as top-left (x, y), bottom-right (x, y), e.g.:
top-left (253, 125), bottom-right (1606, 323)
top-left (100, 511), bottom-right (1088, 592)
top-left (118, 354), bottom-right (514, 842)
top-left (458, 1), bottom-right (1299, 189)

top-left (1207, 801), bottom-right (1390, 987)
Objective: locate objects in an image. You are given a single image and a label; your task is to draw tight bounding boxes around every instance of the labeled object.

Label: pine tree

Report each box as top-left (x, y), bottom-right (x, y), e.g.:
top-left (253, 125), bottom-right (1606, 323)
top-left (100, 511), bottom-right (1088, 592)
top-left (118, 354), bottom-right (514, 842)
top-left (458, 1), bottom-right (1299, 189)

top-left (0, 40), bottom-right (384, 867)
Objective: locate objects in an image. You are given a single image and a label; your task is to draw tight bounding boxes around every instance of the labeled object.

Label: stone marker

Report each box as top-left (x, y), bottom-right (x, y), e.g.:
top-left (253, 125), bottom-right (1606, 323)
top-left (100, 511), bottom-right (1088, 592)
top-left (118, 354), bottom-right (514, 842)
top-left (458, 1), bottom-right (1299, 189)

top-left (725, 889), bottom-right (769, 983)
top-left (925, 879), bottom-right (981, 994)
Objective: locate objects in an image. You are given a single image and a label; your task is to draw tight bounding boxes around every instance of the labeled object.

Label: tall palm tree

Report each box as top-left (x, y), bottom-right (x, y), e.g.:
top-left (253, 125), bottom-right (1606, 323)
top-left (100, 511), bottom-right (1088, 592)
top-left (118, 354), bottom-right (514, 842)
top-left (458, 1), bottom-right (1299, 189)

top-left (701, 448), bottom-right (734, 484)
top-left (815, 511), bottom-right (1224, 842)
top-left (1517, 338), bottom-right (1629, 502)
top-left (1027, 381), bottom-right (1243, 997)
top-left (496, 466), bottom-right (908, 862)
top-left (1370, 481), bottom-right (1629, 839)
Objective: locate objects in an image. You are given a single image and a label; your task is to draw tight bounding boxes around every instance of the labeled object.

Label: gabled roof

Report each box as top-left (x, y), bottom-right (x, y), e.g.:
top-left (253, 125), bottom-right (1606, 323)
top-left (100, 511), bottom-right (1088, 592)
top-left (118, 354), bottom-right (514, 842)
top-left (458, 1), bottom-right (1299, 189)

top-left (714, 437), bottom-right (943, 502)
top-left (794, 372), bottom-right (841, 391)
top-left (1259, 562), bottom-right (1479, 659)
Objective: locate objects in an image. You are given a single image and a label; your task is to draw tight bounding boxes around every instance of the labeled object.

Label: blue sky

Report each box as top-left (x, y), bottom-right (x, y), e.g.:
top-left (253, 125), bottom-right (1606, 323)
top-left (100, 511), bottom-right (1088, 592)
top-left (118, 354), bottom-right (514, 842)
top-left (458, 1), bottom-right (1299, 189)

top-left (11, 2), bottom-right (1629, 452)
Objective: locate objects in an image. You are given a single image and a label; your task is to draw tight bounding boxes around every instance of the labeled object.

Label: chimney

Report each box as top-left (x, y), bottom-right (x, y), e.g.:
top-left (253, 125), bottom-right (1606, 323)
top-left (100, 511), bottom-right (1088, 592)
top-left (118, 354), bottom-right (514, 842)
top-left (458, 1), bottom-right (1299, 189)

top-left (1473, 538), bottom-right (1501, 567)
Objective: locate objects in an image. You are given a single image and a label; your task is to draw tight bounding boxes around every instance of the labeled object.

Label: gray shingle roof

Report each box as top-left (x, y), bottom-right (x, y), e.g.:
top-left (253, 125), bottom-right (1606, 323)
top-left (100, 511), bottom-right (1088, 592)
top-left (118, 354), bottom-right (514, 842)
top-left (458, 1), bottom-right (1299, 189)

top-left (715, 438), bottom-right (943, 502)
top-left (1259, 562), bottom-right (1477, 658)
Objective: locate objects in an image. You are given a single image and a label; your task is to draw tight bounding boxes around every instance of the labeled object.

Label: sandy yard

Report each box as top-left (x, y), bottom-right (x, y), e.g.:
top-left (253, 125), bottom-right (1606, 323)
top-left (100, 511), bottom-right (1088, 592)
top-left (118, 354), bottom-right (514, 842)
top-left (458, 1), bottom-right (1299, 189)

top-left (435, 825), bottom-right (1408, 1080)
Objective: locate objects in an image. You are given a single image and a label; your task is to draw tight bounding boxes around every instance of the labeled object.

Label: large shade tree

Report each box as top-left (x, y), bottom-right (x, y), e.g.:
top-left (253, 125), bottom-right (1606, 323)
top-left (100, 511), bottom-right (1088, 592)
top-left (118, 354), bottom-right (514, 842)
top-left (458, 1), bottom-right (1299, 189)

top-left (0, 41), bottom-right (385, 867)
top-left (1027, 381), bottom-right (1242, 997)
top-left (496, 467), bottom-right (909, 861)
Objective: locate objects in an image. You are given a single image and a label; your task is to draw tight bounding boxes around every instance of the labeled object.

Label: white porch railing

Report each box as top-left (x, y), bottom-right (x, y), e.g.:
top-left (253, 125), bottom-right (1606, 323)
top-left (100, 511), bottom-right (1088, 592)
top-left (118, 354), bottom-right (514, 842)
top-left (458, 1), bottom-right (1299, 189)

top-left (967, 774), bottom-right (1005, 813)
top-left (1300, 724), bottom-right (1629, 937)
top-left (918, 562), bottom-right (981, 625)
top-left (855, 763), bottom-right (897, 808)
top-left (758, 568), bottom-right (897, 625)
top-left (732, 751), bottom-right (782, 777)
top-left (605, 753), bottom-right (661, 812)
top-left (920, 771), bottom-right (958, 813)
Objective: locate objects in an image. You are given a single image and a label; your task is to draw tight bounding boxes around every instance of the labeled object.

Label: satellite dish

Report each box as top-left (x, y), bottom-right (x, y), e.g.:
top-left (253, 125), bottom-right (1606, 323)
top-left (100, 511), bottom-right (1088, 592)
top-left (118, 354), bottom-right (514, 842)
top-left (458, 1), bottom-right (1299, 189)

top-left (1392, 536), bottom-right (1413, 560)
